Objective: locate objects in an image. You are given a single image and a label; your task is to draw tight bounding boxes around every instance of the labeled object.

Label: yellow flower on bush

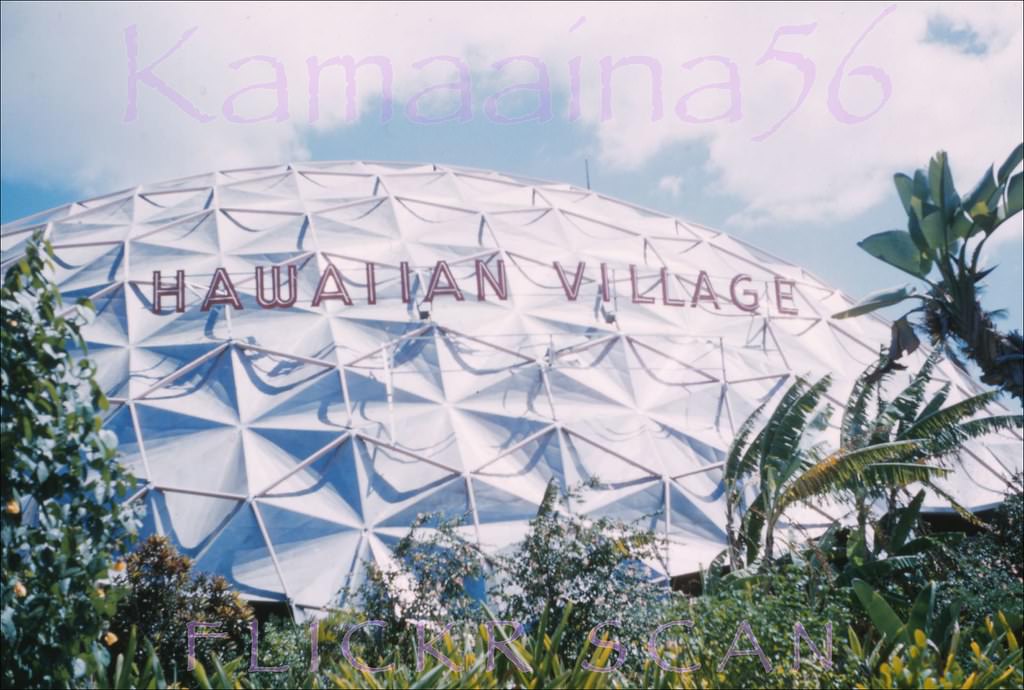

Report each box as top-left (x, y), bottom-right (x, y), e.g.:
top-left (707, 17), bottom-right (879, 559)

top-left (112, 560), bottom-right (126, 573)
top-left (13, 581), bottom-right (27, 598)
top-left (103, 631), bottom-right (118, 646)
top-left (5, 498), bottom-right (19, 515)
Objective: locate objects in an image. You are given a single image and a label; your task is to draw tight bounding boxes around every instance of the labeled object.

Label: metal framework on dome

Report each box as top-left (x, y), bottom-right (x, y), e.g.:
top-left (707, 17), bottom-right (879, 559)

top-left (2, 161), bottom-right (1019, 614)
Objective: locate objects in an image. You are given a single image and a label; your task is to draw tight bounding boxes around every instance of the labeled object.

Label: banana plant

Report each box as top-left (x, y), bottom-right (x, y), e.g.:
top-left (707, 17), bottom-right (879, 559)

top-left (808, 490), bottom-right (963, 590)
top-left (723, 374), bottom-right (935, 567)
top-left (838, 350), bottom-right (1022, 565)
top-left (833, 144), bottom-right (1024, 401)
top-left (723, 347), bottom-right (1022, 572)
top-left (793, 351), bottom-right (1021, 591)
top-left (723, 374), bottom-right (833, 568)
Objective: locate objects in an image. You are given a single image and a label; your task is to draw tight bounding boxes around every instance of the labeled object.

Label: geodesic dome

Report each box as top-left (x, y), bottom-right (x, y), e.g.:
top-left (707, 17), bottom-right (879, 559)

top-left (2, 161), bottom-right (1020, 614)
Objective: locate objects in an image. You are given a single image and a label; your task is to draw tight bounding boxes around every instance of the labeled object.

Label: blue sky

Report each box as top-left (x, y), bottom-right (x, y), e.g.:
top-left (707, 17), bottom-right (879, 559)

top-left (2, 2), bottom-right (1022, 333)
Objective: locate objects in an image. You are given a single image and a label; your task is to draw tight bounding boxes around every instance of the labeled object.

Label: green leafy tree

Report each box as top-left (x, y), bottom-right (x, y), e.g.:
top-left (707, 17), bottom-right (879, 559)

top-left (833, 145), bottom-right (1024, 401)
top-left (924, 477), bottom-right (1024, 652)
top-left (354, 512), bottom-right (490, 666)
top-left (352, 481), bottom-right (676, 673)
top-left (1, 232), bottom-right (142, 687)
top-left (492, 480), bottom-right (676, 669)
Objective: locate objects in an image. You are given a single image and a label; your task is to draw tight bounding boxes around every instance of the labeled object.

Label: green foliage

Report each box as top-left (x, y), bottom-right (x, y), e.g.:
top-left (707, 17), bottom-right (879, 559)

top-left (90, 626), bottom-right (169, 690)
top-left (834, 285), bottom-right (920, 319)
top-left (353, 512), bottom-right (489, 667)
top-left (676, 564), bottom-right (861, 689)
top-left (313, 602), bottom-right (636, 690)
top-left (724, 373), bottom-right (837, 565)
top-left (243, 611), bottom-right (342, 689)
top-left (724, 352), bottom-right (1021, 582)
top-left (850, 611), bottom-right (1022, 689)
top-left (65, 602), bottom-right (1024, 690)
top-left (987, 479), bottom-right (1024, 582)
top-left (1, 232), bottom-right (142, 687)
top-left (843, 146), bottom-right (1022, 284)
top-left (194, 602), bottom-right (681, 690)
top-left (833, 352), bottom-right (1020, 583)
top-left (110, 535), bottom-right (255, 682)
top-left (833, 144), bottom-right (1024, 401)
top-left (62, 512), bottom-right (1024, 688)
top-left (492, 479), bottom-right (676, 669)
top-left (849, 574), bottom-right (1024, 688)
top-left (349, 481), bottom-right (676, 672)
top-left (924, 480), bottom-right (1024, 652)
top-left (723, 369), bottom-right (954, 570)
top-left (852, 579), bottom-right (962, 661)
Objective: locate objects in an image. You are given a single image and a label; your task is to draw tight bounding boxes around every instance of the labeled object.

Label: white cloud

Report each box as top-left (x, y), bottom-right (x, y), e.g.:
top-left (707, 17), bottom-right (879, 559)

top-left (657, 175), bottom-right (683, 197)
top-left (1, 1), bottom-right (1021, 228)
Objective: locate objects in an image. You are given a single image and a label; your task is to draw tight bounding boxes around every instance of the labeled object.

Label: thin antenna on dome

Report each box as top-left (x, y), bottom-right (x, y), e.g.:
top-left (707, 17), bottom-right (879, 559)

top-left (584, 159), bottom-right (591, 190)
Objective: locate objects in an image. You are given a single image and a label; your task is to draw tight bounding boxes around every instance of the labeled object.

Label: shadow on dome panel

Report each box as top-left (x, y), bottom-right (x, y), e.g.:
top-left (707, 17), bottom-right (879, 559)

top-left (48, 242), bottom-right (124, 301)
top-left (143, 490), bottom-right (242, 560)
top-left (193, 502), bottom-right (288, 600)
top-left (255, 501), bottom-right (364, 607)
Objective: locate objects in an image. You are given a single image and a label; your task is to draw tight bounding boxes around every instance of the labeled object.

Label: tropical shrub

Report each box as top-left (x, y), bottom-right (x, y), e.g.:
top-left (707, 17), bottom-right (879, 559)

top-left (828, 351), bottom-right (1021, 596)
top-left (673, 564), bottom-right (861, 689)
top-left (1, 232), bottom-right (142, 688)
top-left (724, 372), bottom-right (938, 568)
top-left (926, 479), bottom-right (1024, 647)
top-left (490, 479), bottom-right (677, 670)
top-left (850, 579), bottom-right (1022, 690)
top-left (354, 512), bottom-right (490, 667)
top-left (65, 518), bottom-right (1024, 688)
top-left (109, 534), bottom-right (254, 681)
top-left (853, 621), bottom-right (1022, 690)
top-left (87, 625), bottom-right (168, 690)
top-left (242, 611), bottom-right (358, 690)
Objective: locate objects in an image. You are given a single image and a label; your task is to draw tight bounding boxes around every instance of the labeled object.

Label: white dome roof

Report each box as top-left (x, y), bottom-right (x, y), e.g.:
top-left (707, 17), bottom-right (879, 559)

top-left (2, 161), bottom-right (1019, 611)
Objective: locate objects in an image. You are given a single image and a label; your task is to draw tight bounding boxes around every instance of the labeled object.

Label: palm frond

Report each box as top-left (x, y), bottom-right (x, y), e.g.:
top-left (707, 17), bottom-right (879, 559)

top-left (777, 446), bottom-right (818, 490)
top-left (925, 480), bottom-right (988, 528)
top-left (765, 374), bottom-right (833, 470)
top-left (846, 554), bottom-right (925, 581)
top-left (914, 381), bottom-right (951, 425)
top-left (872, 350), bottom-right (941, 441)
top-left (805, 441), bottom-right (833, 464)
top-left (777, 441), bottom-right (922, 511)
top-left (947, 413), bottom-right (1023, 440)
top-left (750, 376), bottom-right (812, 466)
top-left (723, 399), bottom-right (769, 486)
top-left (740, 492), bottom-right (767, 565)
top-left (859, 462), bottom-right (951, 490)
top-left (903, 390), bottom-right (1003, 439)
top-left (842, 359), bottom-right (883, 446)
top-left (920, 414), bottom-right (1024, 456)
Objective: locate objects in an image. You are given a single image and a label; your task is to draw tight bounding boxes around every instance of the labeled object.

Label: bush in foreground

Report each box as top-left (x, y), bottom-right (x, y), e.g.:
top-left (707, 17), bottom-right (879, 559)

top-left (1, 233), bottom-right (141, 688)
top-left (109, 534), bottom-right (255, 682)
